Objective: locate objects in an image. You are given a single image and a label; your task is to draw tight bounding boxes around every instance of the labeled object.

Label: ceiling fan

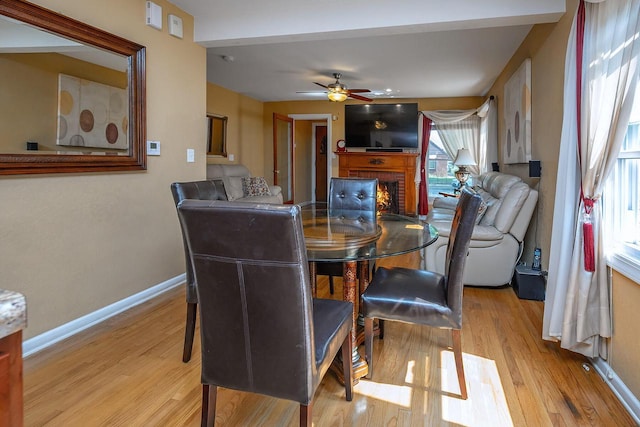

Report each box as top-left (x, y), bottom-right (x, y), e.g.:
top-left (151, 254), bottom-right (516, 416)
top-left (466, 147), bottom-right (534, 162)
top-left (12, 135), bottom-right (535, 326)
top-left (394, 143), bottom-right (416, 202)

top-left (298, 73), bottom-right (373, 102)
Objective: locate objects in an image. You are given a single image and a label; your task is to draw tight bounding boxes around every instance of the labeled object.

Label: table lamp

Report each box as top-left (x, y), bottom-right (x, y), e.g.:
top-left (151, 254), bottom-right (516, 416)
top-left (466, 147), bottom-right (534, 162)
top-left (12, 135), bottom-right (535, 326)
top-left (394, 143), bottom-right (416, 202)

top-left (453, 148), bottom-right (476, 192)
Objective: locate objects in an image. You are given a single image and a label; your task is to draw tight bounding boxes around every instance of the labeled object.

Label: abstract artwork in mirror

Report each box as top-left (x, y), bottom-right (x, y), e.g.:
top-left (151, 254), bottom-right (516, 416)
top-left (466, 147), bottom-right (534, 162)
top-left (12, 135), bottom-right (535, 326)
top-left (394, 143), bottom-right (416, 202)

top-left (57, 74), bottom-right (129, 150)
top-left (0, 0), bottom-right (146, 175)
top-left (207, 114), bottom-right (227, 157)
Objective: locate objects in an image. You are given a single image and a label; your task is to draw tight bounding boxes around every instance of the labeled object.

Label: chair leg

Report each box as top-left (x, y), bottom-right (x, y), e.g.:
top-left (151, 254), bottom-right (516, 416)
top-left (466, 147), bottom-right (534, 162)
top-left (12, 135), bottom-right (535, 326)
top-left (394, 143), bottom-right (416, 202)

top-left (329, 276), bottom-right (334, 295)
top-left (300, 402), bottom-right (312, 427)
top-left (451, 329), bottom-right (468, 400)
top-left (364, 317), bottom-right (374, 379)
top-left (183, 302), bottom-right (197, 363)
top-left (341, 332), bottom-right (353, 400)
top-left (201, 384), bottom-right (217, 427)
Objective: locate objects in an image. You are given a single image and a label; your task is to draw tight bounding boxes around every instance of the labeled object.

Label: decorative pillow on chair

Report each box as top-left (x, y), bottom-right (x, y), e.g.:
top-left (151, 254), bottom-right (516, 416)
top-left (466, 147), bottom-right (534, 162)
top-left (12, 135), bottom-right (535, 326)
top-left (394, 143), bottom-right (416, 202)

top-left (241, 177), bottom-right (272, 197)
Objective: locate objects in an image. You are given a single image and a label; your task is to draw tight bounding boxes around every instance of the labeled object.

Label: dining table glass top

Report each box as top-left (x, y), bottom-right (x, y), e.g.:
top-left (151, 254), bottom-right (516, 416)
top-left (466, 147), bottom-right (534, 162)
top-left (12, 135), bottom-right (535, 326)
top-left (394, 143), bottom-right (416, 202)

top-left (300, 202), bottom-right (438, 262)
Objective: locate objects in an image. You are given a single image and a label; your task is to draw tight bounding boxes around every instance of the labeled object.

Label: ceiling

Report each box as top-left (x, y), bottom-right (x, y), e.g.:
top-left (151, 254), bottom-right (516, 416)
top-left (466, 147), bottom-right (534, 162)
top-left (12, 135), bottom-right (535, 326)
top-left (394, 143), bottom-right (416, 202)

top-left (168, 0), bottom-right (566, 102)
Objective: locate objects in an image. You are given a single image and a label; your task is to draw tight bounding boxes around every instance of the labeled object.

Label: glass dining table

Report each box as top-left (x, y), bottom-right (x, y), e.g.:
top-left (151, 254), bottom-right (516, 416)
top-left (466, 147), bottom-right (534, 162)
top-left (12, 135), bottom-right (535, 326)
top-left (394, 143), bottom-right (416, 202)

top-left (300, 202), bottom-right (438, 382)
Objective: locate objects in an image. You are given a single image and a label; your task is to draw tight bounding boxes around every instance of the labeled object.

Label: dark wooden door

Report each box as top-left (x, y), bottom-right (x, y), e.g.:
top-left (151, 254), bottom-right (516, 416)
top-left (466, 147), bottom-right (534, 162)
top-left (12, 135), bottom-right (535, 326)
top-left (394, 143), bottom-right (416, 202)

top-left (315, 125), bottom-right (328, 202)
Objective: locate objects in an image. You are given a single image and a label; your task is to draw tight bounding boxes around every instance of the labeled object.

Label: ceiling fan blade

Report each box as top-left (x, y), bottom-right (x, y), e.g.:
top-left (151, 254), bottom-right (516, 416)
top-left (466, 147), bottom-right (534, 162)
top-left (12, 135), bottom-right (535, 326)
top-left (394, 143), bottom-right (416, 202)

top-left (313, 82), bottom-right (329, 89)
top-left (348, 93), bottom-right (373, 102)
top-left (347, 89), bottom-right (371, 93)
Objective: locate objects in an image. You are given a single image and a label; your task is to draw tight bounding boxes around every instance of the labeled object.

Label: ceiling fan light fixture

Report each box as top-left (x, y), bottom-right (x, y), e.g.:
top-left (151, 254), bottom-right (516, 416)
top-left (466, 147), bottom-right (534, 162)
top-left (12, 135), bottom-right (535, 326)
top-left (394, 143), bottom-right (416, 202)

top-left (327, 91), bottom-right (348, 102)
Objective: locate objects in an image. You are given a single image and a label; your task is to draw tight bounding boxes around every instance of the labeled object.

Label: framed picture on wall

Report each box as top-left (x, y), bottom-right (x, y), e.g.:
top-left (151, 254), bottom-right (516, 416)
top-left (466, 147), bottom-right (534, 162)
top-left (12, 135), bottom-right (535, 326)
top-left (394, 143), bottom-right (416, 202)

top-left (503, 58), bottom-right (531, 164)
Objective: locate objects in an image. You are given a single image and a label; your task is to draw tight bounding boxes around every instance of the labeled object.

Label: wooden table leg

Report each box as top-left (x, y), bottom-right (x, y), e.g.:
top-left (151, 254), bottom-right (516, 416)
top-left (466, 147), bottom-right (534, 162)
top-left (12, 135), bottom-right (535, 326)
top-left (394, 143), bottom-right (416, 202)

top-left (331, 260), bottom-right (368, 384)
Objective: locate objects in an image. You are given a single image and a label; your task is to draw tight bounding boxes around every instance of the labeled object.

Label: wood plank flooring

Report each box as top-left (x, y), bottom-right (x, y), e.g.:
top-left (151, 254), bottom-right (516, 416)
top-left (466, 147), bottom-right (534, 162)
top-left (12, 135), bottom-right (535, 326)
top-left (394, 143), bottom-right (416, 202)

top-left (23, 252), bottom-right (637, 426)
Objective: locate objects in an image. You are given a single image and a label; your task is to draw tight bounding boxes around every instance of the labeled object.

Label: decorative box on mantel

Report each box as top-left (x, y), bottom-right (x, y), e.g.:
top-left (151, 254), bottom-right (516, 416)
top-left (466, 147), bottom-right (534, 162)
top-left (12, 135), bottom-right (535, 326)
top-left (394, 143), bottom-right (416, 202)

top-left (337, 151), bottom-right (419, 216)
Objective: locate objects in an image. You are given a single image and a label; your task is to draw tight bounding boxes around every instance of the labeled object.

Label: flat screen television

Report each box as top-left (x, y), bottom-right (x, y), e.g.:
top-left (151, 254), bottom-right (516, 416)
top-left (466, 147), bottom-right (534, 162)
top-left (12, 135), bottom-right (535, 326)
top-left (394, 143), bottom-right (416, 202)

top-left (345, 103), bottom-right (419, 150)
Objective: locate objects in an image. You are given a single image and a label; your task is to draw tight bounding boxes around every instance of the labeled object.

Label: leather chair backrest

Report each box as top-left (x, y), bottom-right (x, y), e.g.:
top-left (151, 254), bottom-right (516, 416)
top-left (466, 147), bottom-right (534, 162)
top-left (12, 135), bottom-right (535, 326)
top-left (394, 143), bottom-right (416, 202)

top-left (328, 178), bottom-right (378, 221)
top-left (177, 200), bottom-right (319, 404)
top-left (444, 188), bottom-right (482, 327)
top-left (170, 180), bottom-right (227, 303)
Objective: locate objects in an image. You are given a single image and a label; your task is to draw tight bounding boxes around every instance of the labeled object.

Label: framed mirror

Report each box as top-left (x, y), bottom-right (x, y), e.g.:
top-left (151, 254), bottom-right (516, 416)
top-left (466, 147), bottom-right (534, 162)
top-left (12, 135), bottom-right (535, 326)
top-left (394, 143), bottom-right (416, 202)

top-left (206, 114), bottom-right (227, 157)
top-left (0, 0), bottom-right (146, 175)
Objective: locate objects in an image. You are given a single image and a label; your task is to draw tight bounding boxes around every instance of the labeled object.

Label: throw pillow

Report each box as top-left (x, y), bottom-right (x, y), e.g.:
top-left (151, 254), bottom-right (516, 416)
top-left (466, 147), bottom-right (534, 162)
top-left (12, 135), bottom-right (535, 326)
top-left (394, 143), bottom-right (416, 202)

top-left (475, 200), bottom-right (488, 224)
top-left (241, 176), bottom-right (272, 197)
top-left (222, 176), bottom-right (245, 201)
top-left (466, 187), bottom-right (488, 224)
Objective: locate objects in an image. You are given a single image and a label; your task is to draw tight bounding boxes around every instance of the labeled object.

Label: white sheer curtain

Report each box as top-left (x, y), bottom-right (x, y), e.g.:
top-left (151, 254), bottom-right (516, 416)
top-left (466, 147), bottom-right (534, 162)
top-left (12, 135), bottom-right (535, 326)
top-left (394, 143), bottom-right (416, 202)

top-left (478, 97), bottom-right (499, 173)
top-left (543, 0), bottom-right (640, 358)
top-left (422, 97), bottom-right (496, 176)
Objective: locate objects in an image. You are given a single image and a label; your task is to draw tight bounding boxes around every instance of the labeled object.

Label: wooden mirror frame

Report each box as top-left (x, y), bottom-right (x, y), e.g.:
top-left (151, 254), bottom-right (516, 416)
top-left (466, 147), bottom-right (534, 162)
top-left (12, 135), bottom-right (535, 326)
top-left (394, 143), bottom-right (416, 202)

top-left (0, 0), bottom-right (146, 175)
top-left (206, 114), bottom-right (227, 157)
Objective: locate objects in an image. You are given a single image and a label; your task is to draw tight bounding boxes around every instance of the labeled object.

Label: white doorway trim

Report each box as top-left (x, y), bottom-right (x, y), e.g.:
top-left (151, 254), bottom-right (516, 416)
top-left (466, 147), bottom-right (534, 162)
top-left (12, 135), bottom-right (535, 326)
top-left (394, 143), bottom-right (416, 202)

top-left (289, 114), bottom-right (332, 203)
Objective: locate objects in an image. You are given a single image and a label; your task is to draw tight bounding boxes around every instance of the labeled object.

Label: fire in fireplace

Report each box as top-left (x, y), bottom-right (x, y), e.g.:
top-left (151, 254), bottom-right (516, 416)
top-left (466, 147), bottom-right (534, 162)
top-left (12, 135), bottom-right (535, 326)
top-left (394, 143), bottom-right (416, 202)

top-left (377, 181), bottom-right (399, 214)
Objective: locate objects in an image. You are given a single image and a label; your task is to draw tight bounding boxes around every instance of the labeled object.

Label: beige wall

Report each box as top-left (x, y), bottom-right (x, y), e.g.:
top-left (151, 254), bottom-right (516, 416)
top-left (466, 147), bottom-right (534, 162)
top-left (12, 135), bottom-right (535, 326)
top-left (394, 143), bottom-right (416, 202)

top-left (0, 0), bottom-right (207, 339)
top-left (486, 0), bottom-right (577, 269)
top-left (611, 272), bottom-right (640, 398)
top-left (206, 82), bottom-right (265, 176)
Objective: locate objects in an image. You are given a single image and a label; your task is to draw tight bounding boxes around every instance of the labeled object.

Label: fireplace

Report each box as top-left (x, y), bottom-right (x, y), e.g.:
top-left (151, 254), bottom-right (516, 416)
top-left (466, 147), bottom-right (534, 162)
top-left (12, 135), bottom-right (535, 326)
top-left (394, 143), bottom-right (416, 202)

top-left (377, 181), bottom-right (399, 214)
top-left (337, 152), bottom-right (418, 215)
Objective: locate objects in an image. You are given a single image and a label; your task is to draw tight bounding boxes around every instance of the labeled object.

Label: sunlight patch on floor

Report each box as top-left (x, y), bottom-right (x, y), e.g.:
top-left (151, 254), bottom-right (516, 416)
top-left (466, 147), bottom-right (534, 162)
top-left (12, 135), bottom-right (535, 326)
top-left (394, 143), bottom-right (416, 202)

top-left (440, 350), bottom-right (514, 427)
top-left (354, 380), bottom-right (413, 408)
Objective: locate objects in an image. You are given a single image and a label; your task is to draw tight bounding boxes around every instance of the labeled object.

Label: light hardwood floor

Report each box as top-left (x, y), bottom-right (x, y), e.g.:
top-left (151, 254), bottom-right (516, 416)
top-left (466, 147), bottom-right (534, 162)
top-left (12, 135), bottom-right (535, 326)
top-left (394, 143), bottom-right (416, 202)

top-left (24, 252), bottom-right (637, 426)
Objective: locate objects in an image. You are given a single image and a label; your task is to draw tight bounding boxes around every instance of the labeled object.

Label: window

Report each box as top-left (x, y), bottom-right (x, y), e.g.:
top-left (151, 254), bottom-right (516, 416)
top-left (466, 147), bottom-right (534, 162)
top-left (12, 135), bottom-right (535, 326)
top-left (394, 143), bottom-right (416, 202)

top-left (426, 129), bottom-right (476, 199)
top-left (427, 131), bottom-right (456, 199)
top-left (606, 86), bottom-right (640, 263)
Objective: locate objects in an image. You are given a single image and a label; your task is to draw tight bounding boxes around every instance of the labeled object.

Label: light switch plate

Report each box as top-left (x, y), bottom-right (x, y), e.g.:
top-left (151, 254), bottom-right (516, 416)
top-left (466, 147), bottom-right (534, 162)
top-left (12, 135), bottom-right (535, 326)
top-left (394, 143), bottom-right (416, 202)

top-left (147, 140), bottom-right (160, 155)
top-left (187, 148), bottom-right (195, 163)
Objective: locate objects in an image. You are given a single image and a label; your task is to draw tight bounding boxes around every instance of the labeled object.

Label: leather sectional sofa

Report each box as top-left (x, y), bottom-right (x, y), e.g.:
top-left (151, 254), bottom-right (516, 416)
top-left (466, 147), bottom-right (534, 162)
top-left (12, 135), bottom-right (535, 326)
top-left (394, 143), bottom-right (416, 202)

top-left (424, 171), bottom-right (538, 287)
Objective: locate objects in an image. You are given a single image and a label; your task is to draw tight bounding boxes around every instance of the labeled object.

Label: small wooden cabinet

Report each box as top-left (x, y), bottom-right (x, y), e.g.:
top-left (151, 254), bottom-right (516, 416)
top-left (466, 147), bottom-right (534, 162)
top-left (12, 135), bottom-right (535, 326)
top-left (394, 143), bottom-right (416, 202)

top-left (0, 289), bottom-right (26, 427)
top-left (337, 151), bottom-right (419, 216)
top-left (0, 330), bottom-right (23, 427)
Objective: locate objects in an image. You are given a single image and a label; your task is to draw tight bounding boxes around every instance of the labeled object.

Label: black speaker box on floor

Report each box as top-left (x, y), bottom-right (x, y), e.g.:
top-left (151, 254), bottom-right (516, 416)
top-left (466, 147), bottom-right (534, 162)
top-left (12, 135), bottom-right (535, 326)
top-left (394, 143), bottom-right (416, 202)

top-left (512, 265), bottom-right (546, 301)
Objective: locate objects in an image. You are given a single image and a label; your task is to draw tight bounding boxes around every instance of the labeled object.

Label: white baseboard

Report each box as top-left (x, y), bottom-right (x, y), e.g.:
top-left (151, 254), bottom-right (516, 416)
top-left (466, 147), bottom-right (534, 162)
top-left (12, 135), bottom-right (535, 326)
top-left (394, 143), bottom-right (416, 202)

top-left (23, 274), bottom-right (185, 358)
top-left (591, 357), bottom-right (640, 425)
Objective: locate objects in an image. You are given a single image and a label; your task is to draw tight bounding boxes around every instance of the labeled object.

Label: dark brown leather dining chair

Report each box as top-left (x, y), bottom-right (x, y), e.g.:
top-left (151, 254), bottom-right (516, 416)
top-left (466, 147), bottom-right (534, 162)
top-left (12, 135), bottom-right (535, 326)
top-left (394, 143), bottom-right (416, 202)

top-left (361, 188), bottom-right (481, 399)
top-left (316, 177), bottom-right (378, 294)
top-left (177, 200), bottom-right (353, 426)
top-left (170, 180), bottom-right (227, 362)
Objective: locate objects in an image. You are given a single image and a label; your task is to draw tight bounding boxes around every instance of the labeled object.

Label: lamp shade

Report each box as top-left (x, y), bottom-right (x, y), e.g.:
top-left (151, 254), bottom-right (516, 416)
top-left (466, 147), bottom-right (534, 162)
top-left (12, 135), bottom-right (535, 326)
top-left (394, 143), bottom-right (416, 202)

top-left (327, 91), bottom-right (347, 102)
top-left (453, 148), bottom-right (476, 166)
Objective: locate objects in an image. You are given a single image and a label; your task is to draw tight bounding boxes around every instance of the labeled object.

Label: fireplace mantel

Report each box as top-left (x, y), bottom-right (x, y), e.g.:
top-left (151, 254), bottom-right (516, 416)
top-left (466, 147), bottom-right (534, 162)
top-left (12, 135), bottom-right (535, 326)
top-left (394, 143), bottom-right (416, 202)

top-left (337, 151), bottom-right (419, 216)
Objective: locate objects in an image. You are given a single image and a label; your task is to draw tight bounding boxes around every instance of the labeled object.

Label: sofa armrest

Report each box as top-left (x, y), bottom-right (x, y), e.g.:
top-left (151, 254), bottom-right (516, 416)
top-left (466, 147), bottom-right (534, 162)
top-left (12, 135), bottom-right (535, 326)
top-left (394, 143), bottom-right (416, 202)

top-left (470, 225), bottom-right (505, 241)
top-left (269, 185), bottom-right (282, 197)
top-left (432, 221), bottom-right (503, 242)
top-left (433, 196), bottom-right (459, 210)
